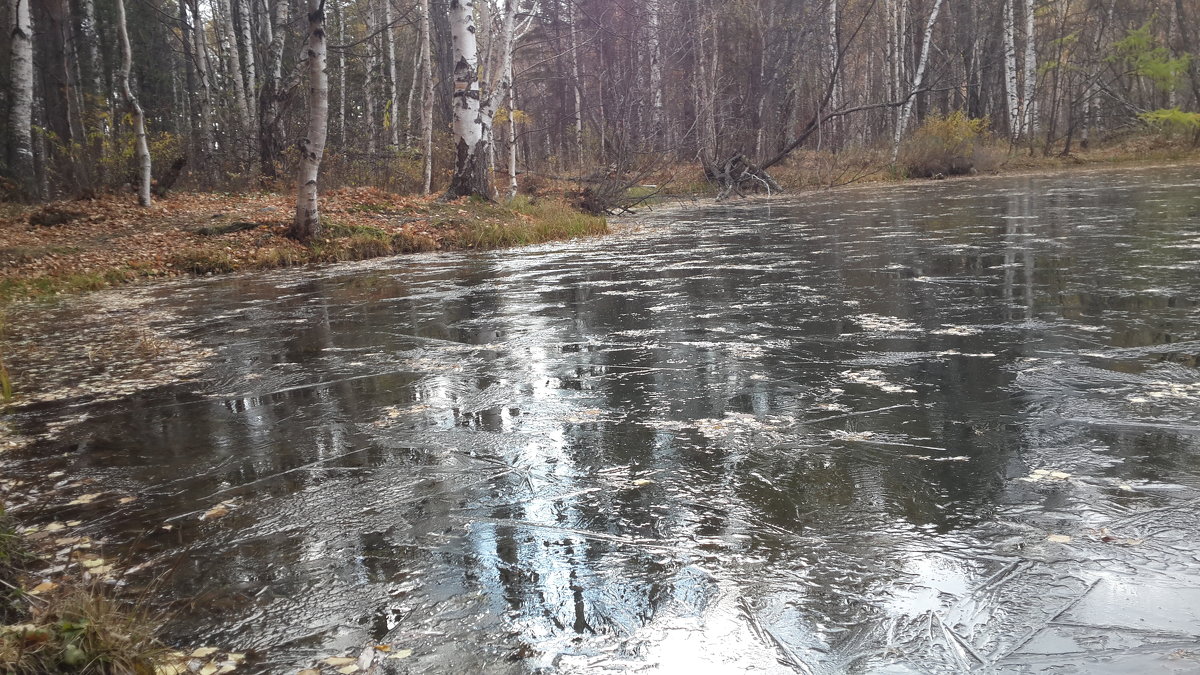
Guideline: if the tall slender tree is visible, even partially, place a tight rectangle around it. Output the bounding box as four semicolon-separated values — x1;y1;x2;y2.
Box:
291;0;330;241
115;0;152;206
7;0;35;197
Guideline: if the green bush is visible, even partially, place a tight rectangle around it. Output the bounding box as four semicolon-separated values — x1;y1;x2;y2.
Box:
1139;108;1200;143
899;112;994;178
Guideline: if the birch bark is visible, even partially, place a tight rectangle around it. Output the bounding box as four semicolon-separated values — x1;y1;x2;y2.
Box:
6;0;35;196
1023;0;1038;136
892;0;944;160
1003;0;1021;139
291;0;330;241
420;0;433;193
445;0;490;198
116;0;152;205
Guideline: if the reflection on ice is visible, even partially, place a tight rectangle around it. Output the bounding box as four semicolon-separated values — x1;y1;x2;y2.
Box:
3;166;1200;673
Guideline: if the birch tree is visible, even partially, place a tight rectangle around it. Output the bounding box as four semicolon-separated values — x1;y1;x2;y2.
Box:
6;0;35;197
1022;0;1038;136
291;0;330;241
1003;0;1021;139
445;0;490;199
382;0;401;149
115;0;152;206
419;0;433;194
216;0;253;161
892;0;945;160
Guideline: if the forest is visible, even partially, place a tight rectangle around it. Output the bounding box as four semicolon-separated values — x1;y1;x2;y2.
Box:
2;0;1198;233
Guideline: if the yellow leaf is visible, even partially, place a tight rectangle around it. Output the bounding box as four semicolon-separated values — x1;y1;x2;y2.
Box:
68;493;103;505
1047;534;1072;543
119;496;137;504
337;667;359;675
322;657;357;667
387;649;414;660
81;558;107;569
45;522;67;532
201;504;231;520
30;581;58;595
190;647;219;659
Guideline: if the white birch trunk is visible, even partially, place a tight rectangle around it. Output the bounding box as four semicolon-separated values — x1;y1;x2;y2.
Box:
237;0;258;131
292;0;329;241
1003;0;1021;139
569;7;584;170
446;0;490;198
383;0;400;149
116;0;152;206
1022;0;1038;136
648;0;663;131
419;0;433;193
892;0;944;161
78;0;105;99
191;0;217;164
7;0;35;196
216;0;252;157
364;4;378;154
404;45;420;146
334;0;346;145
828;0;839;112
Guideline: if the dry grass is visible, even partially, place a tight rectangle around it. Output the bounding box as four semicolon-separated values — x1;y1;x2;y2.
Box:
0;587;166;674
0;189;608;305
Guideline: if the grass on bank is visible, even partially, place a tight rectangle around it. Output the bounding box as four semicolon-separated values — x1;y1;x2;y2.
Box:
0;507;167;674
0;194;608;305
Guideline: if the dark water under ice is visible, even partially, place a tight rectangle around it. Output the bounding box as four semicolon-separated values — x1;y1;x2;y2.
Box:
5;166;1200;673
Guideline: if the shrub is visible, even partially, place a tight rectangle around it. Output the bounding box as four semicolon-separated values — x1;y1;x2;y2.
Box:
899;112;992;178
1139;108;1200;144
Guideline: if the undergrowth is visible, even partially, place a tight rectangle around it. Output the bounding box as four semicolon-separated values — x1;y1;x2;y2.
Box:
0;586;165;674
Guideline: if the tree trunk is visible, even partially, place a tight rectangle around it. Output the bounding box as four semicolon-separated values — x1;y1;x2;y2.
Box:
7;0;35;197
445;0;490;199
382;0;400;149
260;0;289;177
237;0;260;155
189;0;217;176
115;0;151;206
216;0;252;163
648;0;663;134
420;0;434;194
291;0;329;242
1022;0;1038;137
892;0;944;161
1003;0;1021;139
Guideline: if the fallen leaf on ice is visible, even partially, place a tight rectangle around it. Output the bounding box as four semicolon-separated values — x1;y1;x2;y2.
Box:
201;502;235;521
387;649;414;660
190;647;219;659
322;657;357;667
67;493;103;505
1046;534;1072;543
